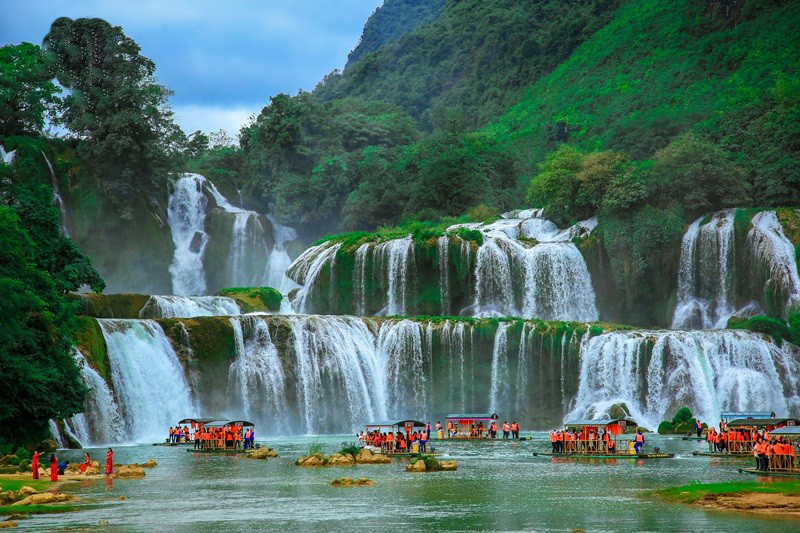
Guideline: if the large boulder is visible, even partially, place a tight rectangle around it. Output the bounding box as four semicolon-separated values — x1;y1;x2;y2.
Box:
355;449;391;464
114;465;145;478
12;492;74;506
439;460;458;471
141;459;158;468
0;521;17;529
295;454;326;467
406;459;427;472
247;448;278;459
18;486;38;496
330;477;375;487
326;453;355;466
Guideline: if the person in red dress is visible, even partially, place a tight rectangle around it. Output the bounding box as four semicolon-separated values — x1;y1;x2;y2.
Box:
31;450;44;479
49;453;58;482
105;448;113;476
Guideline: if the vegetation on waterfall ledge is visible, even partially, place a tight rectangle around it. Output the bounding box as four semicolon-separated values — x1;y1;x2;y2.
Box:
216;287;283;312
649;481;800;504
727;313;800;347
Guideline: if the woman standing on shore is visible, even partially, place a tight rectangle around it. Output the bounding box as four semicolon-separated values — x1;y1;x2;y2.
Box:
49;453;58;482
31;450;44;479
105;448;113;476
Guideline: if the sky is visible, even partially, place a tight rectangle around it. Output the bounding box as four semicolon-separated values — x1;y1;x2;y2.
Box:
0;0;383;136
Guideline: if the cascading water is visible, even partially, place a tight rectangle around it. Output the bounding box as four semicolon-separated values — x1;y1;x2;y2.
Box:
376;237;414;316
66;349;124;446
287;315;387;434
747;210;800;314
226;316;290;434
99;319;195;442
41;150;70;236
168;174;210;296
438;236;451;315
139;295;241;318
672;211;737;329
569;329;800;428
488;322;511;413
0;144;16;165
264;213;300;297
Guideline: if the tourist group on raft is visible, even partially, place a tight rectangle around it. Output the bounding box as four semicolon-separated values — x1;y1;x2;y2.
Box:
702;419;797;472
549;428;649;454
447;419;520;439
168;424;256;450
359;427;430;453
30;448;114;482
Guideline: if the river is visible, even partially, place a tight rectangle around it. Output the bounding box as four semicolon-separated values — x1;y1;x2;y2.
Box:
19;434;797;532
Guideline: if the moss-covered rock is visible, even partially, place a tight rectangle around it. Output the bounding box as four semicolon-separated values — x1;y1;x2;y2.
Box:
68;293;151;319
72;316;109;380
215;287;282;312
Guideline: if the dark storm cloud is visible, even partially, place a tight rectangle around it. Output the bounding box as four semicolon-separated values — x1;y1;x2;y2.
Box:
0;0;382;133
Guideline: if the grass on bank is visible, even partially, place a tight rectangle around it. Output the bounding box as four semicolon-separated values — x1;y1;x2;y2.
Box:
0;504;79;516
650;481;800;504
0;479;54;493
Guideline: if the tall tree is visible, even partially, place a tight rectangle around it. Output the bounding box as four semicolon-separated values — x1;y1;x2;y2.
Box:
0;43;60;137
43;17;184;219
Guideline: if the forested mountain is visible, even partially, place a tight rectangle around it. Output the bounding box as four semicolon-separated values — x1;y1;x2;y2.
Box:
316;0;624;129
345;0;445;66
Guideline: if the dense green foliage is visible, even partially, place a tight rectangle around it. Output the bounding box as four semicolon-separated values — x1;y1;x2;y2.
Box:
491;0;799;204
0;43;60;136
317;0;623;129
345;0;445;66
216;287;283;312
43;17;185;219
0;169;103;444
727;312;800;346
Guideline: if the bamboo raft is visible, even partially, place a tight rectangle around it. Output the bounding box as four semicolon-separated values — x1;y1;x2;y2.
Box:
187;448;251;455
738;467;800;478
533;452;674;459
692;451;750;458
681;436;706;441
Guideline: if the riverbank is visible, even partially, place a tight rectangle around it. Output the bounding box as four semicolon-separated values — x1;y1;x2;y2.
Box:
651;481;800;516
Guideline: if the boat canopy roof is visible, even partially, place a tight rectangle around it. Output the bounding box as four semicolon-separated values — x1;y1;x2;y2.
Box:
227;420;255;427
564;418;637;429
720;411;772;422
366;419;425;428
204;420;234;428
446;413;499;421
728;418;799;428
771;426;800;436
178;417;225;425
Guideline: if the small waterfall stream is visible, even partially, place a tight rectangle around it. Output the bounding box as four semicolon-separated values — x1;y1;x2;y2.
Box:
168;174;210;296
98;319;195;443
748;210;800;313
139;295;241;318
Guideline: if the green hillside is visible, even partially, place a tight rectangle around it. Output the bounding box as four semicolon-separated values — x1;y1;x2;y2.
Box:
316;0;623;129
488;0;800;205
345;0;445;66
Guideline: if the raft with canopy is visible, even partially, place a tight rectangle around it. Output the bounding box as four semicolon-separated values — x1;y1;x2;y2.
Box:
445;413;500;439
187;419;255;454
533;418;675;459
154;417;228;446
363;419;433;456
737;426;800;476
695;419;799;458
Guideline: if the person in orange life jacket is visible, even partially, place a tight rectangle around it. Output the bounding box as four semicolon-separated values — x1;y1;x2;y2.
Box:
695;419;702;437
419;430;428;453
502;421;510;439
511;421;519;439
634;429;645;454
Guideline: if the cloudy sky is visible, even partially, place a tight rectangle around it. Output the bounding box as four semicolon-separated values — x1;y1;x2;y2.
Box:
0;0;382;136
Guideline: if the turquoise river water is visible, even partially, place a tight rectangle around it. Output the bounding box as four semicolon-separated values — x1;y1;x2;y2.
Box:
11;433;800;532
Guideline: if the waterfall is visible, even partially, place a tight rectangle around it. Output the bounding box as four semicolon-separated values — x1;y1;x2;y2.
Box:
353;243;370;316
747;210;800;314
139;295;241;318
226;316;289;434
99;319;195;442
0;145;16;165
168;174;210;296
290;242;341;313
40;150;69;236
569;329;800;429
264;213;300;296
521;243;598;321
376;237;414;316
438;236;451;315
488;322;511;413
378;320;426;417
473;238;516;316
66;349;124;446
672;211;736;329
49;420;67;449
288;315;387;434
